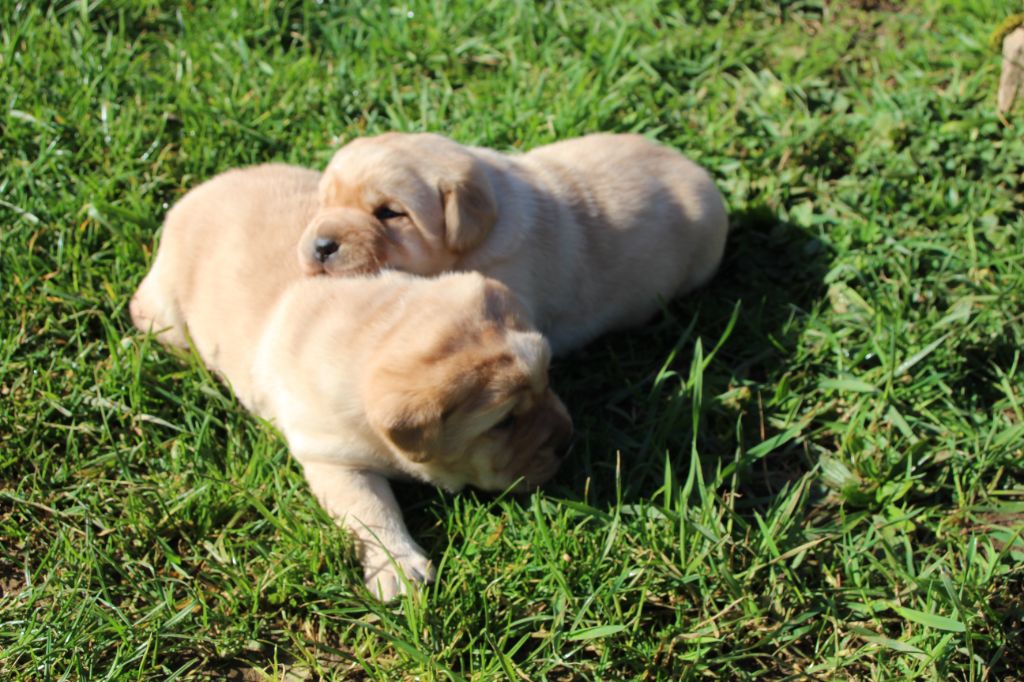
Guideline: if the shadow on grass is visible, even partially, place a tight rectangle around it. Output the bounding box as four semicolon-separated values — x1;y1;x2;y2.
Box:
391;205;835;540
544;204;834;507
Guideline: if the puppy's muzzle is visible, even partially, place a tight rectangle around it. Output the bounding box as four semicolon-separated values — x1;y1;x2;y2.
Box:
505;391;573;490
297;208;385;276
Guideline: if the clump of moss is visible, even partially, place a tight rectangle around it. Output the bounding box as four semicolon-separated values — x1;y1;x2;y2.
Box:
991;13;1024;52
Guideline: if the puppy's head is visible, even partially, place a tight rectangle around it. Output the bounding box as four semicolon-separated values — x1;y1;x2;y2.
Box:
296;207;386;276
298;133;498;277
363;275;571;492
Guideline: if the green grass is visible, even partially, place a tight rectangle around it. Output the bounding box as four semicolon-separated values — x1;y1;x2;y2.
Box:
2;0;1023;678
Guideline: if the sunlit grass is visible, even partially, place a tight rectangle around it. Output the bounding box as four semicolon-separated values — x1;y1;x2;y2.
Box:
2;0;1022;679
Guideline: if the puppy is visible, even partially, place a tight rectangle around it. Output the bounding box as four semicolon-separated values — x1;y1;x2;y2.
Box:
299;132;729;353
131;165;572;600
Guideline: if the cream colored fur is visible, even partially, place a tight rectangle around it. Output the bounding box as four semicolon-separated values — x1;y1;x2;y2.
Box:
301;133;729;353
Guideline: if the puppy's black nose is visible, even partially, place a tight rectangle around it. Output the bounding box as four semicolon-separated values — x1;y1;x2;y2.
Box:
313;238;340;263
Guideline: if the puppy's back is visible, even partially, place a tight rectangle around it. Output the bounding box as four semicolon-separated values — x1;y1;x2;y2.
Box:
132;163;321;404
527;135;727;277
520;134;728;344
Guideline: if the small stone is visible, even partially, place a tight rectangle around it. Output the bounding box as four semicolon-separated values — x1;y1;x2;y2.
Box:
997;27;1024;114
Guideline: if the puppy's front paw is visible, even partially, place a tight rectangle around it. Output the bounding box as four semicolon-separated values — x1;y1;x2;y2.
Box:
363;548;436;602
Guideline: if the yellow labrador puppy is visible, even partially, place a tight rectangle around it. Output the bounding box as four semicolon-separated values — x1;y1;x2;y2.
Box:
298;132;729;353
131;164;572;600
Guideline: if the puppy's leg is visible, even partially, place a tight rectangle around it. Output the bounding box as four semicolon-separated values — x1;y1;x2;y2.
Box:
301;461;435;601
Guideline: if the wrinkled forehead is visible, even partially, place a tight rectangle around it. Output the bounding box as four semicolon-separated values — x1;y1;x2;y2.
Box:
423;324;547;411
458;360;539;416
473;330;551;413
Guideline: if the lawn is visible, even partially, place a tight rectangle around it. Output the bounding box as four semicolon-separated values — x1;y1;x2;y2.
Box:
2;0;1023;679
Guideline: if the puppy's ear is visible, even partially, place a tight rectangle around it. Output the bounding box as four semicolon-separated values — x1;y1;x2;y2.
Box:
364;361;451;463
439;160;497;253
380;411;444;464
366;390;443;463
365;345;493;463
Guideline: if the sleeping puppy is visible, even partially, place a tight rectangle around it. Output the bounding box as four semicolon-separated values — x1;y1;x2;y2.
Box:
130;164;572;600
298;132;729;353
254;271;571;600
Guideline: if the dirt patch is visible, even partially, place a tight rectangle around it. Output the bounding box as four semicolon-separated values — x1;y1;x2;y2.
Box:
842;0;902;11
0;559;24;600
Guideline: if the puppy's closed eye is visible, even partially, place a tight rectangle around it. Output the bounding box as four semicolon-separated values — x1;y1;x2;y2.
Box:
374;206;406;221
492;413;516;431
